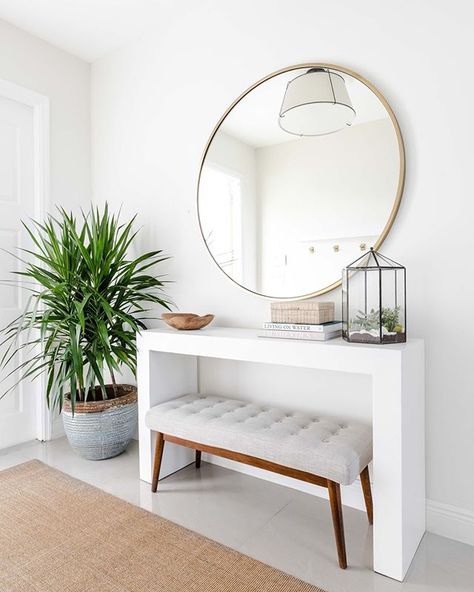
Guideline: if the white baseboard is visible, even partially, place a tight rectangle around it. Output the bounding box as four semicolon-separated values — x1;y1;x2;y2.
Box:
202;453;366;511
427;499;474;547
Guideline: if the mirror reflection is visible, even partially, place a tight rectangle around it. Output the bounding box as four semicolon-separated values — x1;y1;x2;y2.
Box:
198;65;404;299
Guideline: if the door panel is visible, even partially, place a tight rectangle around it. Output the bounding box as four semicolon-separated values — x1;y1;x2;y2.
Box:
0;94;37;449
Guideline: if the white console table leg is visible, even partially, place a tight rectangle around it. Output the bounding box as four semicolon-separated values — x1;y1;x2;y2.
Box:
372;344;425;580
137;348;197;483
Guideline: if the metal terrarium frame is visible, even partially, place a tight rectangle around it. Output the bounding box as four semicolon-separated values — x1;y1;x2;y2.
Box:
343;247;406;344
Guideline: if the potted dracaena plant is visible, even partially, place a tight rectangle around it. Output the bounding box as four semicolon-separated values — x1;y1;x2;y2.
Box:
0;204;170;460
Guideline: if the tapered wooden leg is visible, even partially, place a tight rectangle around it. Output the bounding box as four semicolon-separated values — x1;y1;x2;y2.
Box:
360;466;373;525
151;432;165;493
195;450;201;468
327;480;347;569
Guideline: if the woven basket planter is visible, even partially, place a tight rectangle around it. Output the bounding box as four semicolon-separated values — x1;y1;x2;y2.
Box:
62;384;137;461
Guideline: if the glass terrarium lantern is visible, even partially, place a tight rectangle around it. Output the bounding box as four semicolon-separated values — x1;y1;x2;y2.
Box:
342;248;406;344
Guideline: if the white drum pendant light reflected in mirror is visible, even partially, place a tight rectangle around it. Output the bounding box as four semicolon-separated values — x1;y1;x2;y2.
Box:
279;68;356;136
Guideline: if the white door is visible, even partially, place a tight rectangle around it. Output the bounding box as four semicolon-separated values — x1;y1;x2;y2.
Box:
0;93;38;449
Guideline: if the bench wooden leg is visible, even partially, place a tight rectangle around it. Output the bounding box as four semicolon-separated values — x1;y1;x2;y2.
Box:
327;480;347;569
360;466;373;525
151;432;165;493
158;432;354;568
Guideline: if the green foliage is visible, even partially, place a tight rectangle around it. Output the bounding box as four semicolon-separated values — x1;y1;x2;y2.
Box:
350;306;401;333
0;204;171;413
381;307;400;332
350;309;380;332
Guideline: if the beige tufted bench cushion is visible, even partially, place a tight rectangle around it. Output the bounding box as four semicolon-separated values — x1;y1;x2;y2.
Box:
145;393;372;486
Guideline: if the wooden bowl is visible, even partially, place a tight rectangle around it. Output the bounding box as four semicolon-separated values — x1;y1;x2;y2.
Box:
162;313;214;330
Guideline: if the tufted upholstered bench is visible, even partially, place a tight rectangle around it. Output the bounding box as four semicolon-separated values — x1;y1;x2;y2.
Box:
145;393;373;569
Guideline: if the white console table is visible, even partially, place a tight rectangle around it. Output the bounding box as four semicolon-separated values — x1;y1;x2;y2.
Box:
137;326;425;581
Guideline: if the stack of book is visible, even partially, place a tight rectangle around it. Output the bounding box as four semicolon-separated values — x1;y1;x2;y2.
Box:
258;320;342;341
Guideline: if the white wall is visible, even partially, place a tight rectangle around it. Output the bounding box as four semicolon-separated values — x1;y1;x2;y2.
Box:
0;18;90;210
257;119;397;241
256;118;398;294
91;0;474;543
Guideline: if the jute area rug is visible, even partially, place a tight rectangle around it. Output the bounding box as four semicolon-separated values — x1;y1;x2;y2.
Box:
0;460;326;591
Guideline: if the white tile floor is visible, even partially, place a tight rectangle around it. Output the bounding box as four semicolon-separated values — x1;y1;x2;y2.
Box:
1;437;473;592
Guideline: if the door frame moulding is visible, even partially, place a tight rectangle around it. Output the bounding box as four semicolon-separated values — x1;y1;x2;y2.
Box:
0;78;51;442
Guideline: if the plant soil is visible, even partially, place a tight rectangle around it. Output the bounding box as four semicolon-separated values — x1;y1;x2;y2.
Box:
347;331;406;344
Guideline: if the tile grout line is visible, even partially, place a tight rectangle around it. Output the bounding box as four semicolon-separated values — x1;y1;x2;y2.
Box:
236;497;295;551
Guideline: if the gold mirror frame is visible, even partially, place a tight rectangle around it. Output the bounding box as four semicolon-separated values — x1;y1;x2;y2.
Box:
197;63;406;300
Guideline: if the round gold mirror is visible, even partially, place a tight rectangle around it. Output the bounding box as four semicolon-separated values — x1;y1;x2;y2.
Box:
197;64;405;300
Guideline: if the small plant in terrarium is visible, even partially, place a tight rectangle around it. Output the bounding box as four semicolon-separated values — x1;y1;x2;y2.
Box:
349;306;404;343
350;309;380;332
381;307;403;333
